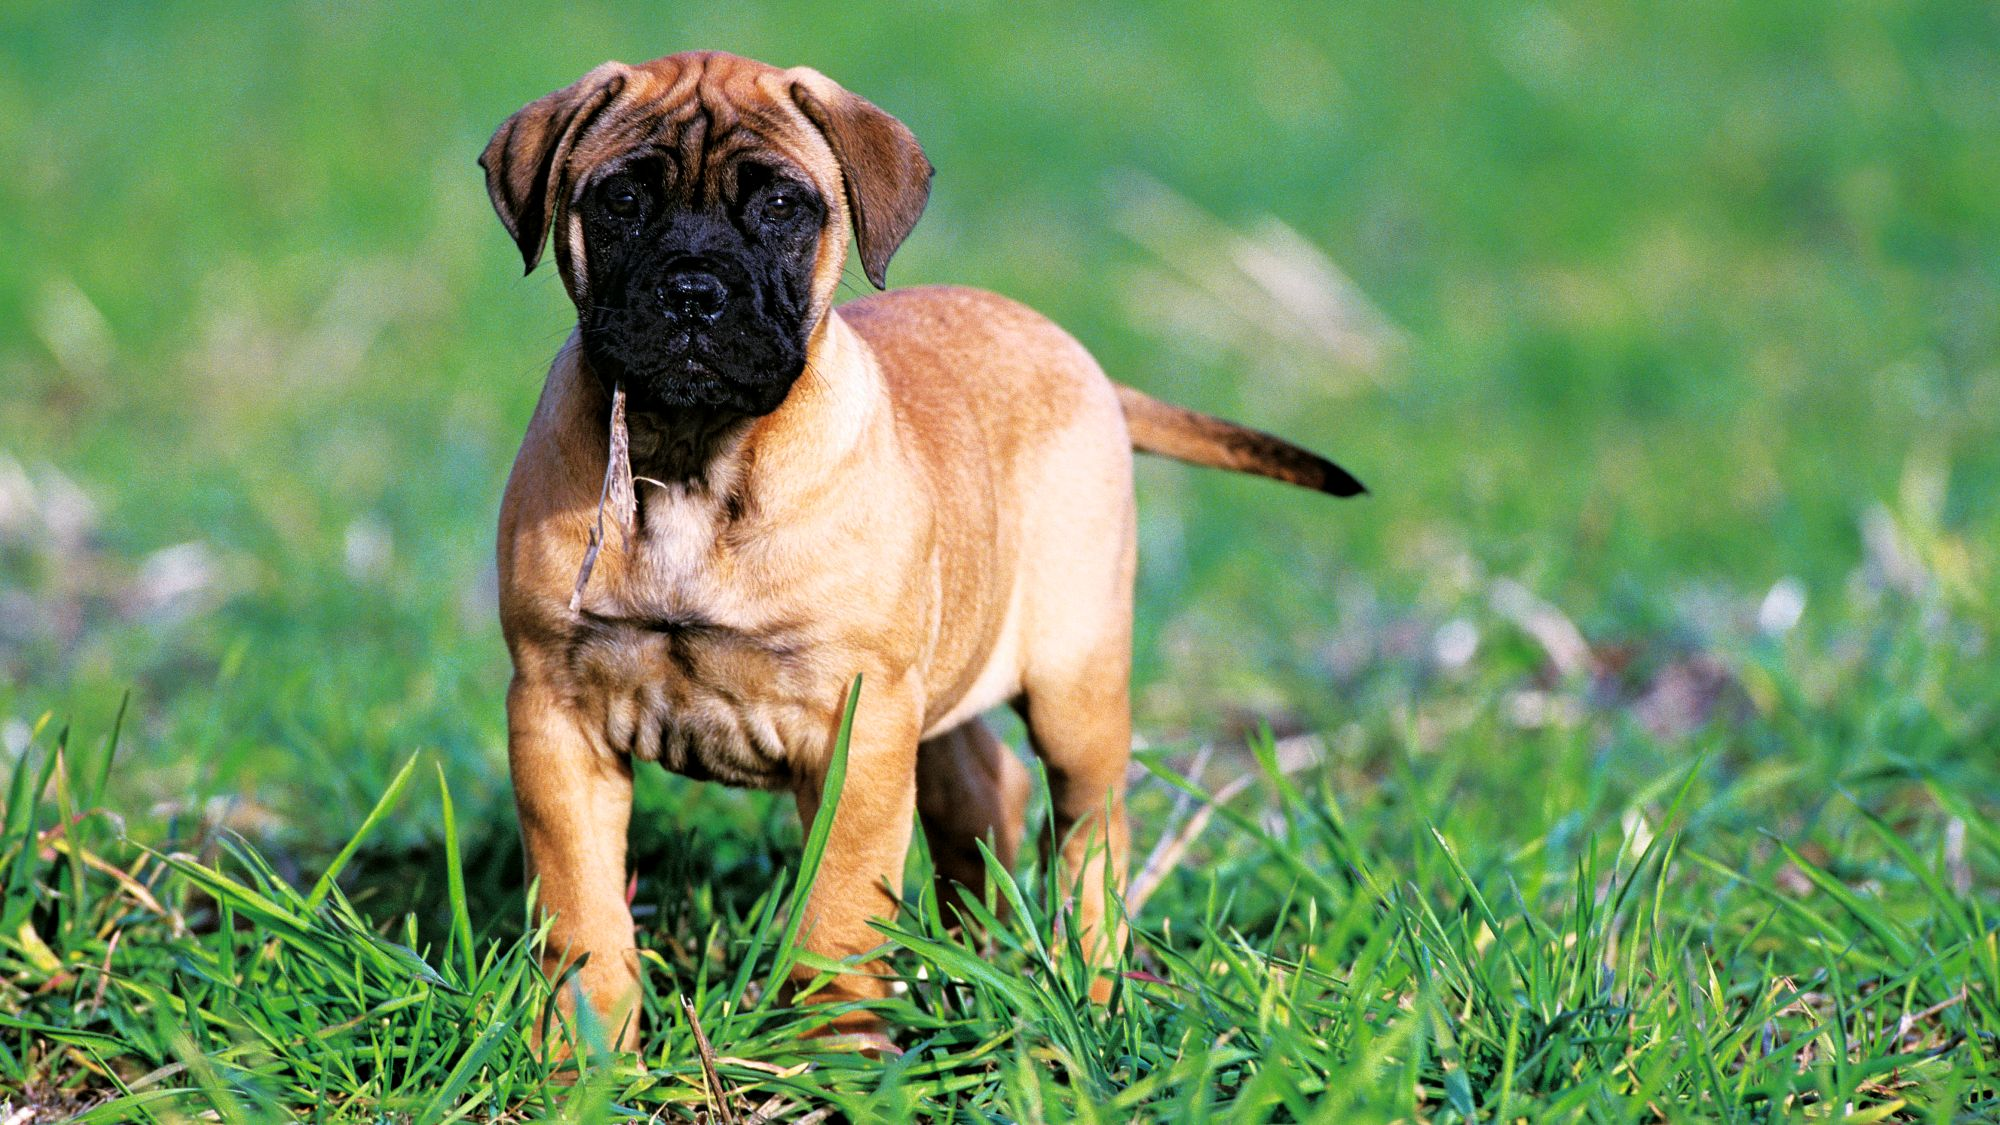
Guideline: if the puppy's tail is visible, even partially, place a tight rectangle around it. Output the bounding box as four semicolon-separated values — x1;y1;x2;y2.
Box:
1115;383;1367;497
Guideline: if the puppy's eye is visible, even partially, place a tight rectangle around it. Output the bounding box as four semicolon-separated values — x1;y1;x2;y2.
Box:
763;191;799;223
601;175;642;218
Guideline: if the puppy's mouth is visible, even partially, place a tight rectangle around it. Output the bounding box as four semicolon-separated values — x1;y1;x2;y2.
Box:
660;346;722;384
580;335;782;413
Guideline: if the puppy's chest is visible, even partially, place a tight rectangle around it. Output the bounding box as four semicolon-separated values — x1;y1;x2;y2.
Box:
561;600;827;788
559;503;834;788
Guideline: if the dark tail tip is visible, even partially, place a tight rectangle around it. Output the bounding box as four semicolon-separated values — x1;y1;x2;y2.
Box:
1318;459;1367;498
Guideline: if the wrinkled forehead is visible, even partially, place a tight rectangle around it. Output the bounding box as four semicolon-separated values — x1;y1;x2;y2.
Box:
567;53;838;203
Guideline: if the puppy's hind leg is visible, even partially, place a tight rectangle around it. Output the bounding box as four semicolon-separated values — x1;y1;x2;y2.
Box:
1017;640;1134;1003
916;718;1030;922
1013;403;1139;1002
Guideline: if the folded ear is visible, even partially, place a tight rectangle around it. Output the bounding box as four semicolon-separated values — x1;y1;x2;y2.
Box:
788;71;933;289
479;63;629;274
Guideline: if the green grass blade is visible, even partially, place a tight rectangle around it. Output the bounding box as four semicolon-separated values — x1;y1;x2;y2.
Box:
304;750;421;912
767;672;861;995
437;762;478;984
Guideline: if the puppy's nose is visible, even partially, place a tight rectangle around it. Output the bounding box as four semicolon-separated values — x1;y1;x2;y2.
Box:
659;270;728;324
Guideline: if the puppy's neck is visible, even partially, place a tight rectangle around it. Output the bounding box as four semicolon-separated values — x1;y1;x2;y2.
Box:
567;311;880;531
753;310;880;486
625;410;751;488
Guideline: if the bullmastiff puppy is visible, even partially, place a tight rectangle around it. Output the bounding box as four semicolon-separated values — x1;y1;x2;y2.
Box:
480;50;1363;1053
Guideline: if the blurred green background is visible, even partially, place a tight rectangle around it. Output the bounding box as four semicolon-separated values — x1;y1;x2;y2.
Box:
1;1;1994;861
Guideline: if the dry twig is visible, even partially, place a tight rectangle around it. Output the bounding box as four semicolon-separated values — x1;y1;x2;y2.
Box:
681;995;738;1125
1128;733;1323;913
570;385;638;612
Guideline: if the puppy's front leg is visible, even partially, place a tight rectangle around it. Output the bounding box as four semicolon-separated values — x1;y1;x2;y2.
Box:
508;677;641;1054
788;672;922;1038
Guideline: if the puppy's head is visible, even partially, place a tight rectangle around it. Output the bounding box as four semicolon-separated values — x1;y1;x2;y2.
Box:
480;52;931;415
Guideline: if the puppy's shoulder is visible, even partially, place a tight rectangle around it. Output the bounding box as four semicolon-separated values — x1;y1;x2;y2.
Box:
840;286;1095;374
840;283;1045;329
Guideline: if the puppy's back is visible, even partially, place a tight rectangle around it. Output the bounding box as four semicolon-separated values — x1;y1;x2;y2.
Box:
838;285;1123;463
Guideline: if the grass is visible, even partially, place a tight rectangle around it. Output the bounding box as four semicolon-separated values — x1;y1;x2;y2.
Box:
3;0;1998;1119
4;597;1995;1120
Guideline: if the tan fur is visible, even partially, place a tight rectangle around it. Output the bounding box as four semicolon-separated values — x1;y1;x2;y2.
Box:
486;51;1353;1055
